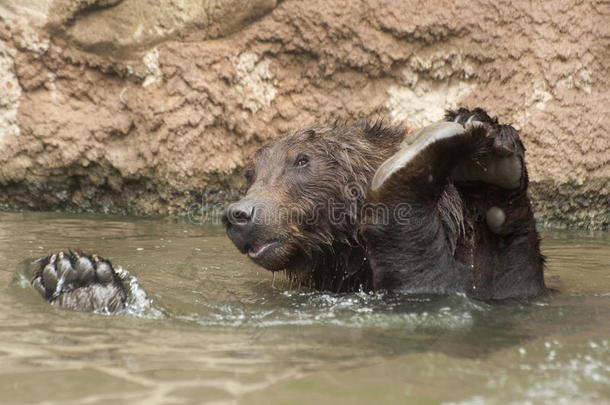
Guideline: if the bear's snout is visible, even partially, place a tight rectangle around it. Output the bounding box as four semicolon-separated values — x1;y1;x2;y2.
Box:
222;198;259;253
223;198;294;271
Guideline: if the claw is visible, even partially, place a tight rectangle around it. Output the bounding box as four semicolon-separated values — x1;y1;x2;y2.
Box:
464;121;487;132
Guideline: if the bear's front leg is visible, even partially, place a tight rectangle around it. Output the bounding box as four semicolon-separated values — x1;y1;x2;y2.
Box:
445;108;546;299
364;121;474;294
363;108;546;299
442;109;539;235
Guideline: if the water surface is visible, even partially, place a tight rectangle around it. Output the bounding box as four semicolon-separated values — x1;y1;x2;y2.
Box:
0;212;608;404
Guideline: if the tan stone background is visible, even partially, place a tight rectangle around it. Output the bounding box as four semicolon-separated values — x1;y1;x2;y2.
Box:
0;0;608;228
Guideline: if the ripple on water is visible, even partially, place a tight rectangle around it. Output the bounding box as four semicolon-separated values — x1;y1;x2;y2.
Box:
2;213;609;404
173;291;485;330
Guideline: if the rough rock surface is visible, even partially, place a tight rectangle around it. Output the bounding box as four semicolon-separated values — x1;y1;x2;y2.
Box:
0;0;608;229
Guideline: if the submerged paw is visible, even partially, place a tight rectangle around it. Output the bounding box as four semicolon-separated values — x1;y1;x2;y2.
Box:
31;251;128;313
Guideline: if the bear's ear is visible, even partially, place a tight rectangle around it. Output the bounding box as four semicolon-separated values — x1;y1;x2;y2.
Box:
303;129;317;139
370;122;466;192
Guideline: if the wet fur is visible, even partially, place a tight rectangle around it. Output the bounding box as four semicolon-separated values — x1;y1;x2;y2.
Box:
244;122;405;291
363;108;546;298
32;108;546;312
230;108;546;299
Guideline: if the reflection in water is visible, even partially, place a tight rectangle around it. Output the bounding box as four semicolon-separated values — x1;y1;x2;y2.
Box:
0;212;608;404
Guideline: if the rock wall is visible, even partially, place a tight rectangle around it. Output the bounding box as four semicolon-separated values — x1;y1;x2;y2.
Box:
0;0;608;228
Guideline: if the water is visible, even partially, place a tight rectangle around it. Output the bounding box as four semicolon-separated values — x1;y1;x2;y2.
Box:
0;212;608;405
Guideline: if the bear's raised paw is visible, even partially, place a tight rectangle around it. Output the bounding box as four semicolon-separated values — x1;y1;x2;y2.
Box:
31;251;129;313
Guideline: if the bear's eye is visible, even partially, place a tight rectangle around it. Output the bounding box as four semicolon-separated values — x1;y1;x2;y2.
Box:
294;154;310;168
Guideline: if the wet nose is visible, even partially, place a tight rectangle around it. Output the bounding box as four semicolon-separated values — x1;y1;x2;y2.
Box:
223;199;256;228
223;199;258;252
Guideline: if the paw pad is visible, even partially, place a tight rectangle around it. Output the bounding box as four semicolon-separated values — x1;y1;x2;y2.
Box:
31;251;128;312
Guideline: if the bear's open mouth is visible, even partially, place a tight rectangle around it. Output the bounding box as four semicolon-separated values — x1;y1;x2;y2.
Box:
247;240;281;260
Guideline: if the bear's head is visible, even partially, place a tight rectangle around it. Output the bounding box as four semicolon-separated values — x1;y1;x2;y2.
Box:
223;123;404;288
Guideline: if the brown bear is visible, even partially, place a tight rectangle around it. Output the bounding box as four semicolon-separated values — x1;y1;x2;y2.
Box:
223;108;546;299
29;107;546;312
